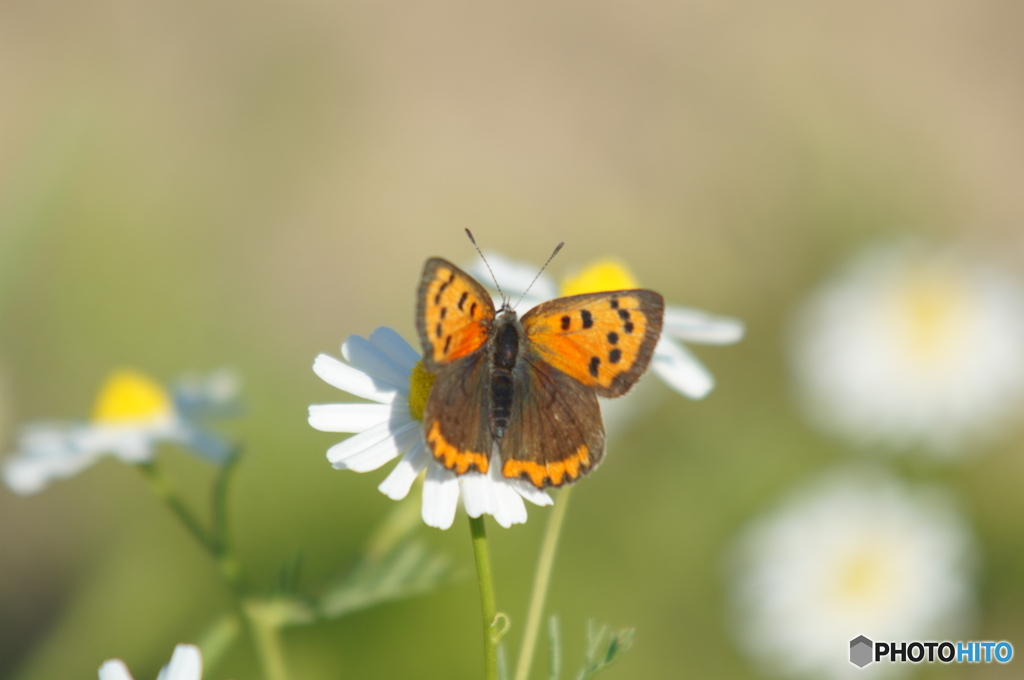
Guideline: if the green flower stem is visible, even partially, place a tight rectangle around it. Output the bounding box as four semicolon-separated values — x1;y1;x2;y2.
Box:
138;461;218;555
212;447;243;588
513;486;573;680
245;599;291;680
140;456;295;680
470;515;500;680
197;612;243;671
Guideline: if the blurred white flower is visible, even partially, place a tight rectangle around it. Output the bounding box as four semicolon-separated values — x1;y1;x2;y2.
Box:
3;369;238;495
729;469;976;680
309;327;552;530
468;252;744;401
791;242;1024;454
99;643;202;680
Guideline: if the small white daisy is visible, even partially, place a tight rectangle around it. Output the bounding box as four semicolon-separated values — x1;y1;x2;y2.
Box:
729;469;976;680
309;327;553;530
3;369;238;495
99;643;202;680
467;252;744;400
790;242;1024;454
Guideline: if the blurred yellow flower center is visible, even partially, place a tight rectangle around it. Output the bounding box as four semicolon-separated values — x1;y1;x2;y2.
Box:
560;259;640;296
895;264;969;367
835;548;891;609
407;361;436;422
92;370;173;424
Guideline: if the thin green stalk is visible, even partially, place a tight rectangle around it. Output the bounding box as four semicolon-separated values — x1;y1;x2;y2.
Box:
513;486;573;680
140;455;293;680
196;612;242;671
245;600;290;680
212;447;243;587
138;461;217;554
470;515;500;680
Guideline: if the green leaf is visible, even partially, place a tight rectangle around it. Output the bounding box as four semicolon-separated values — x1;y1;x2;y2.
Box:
309;498;456;622
572;620;635;680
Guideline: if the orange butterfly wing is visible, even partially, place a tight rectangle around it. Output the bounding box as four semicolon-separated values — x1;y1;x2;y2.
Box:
416;258;496;371
520;290;664;398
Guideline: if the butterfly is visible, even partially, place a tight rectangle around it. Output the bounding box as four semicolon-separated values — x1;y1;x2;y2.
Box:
416;257;664;489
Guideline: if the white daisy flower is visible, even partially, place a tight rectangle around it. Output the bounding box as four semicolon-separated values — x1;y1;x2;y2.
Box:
729;469;976;680
309;327;553;530
790;242;1024;454
467;252;744;400
99;643;202;680
3;369;238;495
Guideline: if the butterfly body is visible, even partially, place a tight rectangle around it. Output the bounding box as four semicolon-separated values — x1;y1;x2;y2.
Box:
488;310;521;439
417;258;664;489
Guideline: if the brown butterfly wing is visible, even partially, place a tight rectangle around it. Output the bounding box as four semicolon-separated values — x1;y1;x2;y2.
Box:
520;290;664;398
416;258;496;372
497;357;605;488
423;351;494;475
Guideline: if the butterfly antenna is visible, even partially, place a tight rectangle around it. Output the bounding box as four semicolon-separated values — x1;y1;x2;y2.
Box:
465;229;507;306
514;241;564;310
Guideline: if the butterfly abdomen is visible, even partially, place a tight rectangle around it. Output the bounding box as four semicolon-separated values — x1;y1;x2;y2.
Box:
490;315;520;440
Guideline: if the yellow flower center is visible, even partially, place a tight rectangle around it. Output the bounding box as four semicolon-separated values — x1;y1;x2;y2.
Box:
894;263;970;368
560;259;640;296
92;370;173;425
407;361;436;422
839;553;880;597
833;546;893;611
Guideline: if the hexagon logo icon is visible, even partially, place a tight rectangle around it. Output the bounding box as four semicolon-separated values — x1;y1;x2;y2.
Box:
850;635;873;668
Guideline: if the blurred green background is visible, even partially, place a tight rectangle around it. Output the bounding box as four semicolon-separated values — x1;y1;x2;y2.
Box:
2;3;1024;679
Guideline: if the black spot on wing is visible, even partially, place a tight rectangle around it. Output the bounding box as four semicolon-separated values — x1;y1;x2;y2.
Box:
458;291;468;310
610;297;619;309
589;356;601;377
434;277;453;305
607;331;618;344
435;323;443;339
444;335;452;354
440;307;447;319
581;310;594;329
561;315;571;331
609;348;622;364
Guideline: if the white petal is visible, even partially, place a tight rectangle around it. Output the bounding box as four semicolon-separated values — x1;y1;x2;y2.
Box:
308;403;391;433
334;420;422;473
174;425;232;464
328;416;416;470
460;459;529;528
664;306;746;344
459;472;498;521
368;327;422;371
505;476;555;507
326;420;394;464
378;438;430;500
3;443;102;495
489;483;529;527
313;354;397;404
157;644;202;680
651;337;715;399
173;368;241;410
341;335;410;393
98;660;135;680
104;430;159;463
421;463;460;530
466;251;559;301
